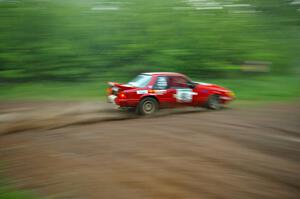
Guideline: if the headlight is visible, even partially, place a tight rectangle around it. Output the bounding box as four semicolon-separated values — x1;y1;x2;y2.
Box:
228;91;235;98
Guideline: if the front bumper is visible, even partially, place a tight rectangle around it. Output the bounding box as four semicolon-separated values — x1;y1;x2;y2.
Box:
220;91;235;103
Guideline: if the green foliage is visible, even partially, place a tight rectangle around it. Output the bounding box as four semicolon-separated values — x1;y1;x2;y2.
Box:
0;0;300;82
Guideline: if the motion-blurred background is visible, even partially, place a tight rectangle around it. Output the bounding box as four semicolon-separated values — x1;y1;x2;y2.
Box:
1;1;300;199
0;0;300;100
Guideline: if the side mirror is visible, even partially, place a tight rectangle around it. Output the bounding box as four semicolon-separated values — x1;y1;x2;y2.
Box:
187;82;195;89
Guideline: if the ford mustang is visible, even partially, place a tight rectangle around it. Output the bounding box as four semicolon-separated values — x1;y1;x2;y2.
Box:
107;72;235;115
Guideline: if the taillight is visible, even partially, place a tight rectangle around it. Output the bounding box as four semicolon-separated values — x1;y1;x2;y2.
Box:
119;92;126;99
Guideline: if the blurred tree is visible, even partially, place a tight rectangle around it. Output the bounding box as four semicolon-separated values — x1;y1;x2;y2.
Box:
0;0;299;82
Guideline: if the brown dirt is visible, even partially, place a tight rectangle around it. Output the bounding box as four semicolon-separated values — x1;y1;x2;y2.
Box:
0;101;300;199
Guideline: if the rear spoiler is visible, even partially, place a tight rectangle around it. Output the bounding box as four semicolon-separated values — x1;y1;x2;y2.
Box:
107;82;134;90
108;82;118;87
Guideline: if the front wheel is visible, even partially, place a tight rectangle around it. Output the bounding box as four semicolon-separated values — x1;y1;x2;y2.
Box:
137;97;159;115
205;94;221;110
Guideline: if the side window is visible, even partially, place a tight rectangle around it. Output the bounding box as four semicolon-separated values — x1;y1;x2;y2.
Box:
153;76;168;90
169;76;188;88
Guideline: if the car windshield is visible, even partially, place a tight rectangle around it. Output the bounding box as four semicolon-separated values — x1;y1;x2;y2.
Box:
128;74;152;88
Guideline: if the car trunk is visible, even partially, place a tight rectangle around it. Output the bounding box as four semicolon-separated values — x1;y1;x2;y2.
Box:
107;82;134;96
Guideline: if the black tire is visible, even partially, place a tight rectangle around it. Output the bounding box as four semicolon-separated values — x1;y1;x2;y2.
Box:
137;97;159;115
205;94;221;110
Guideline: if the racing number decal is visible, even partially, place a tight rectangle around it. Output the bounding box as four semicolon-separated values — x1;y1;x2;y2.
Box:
175;89;197;103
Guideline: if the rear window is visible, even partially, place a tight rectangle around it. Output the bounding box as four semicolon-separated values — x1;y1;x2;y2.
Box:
128;75;152;88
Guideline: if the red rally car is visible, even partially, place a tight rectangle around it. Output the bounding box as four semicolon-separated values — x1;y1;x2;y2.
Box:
107;72;235;115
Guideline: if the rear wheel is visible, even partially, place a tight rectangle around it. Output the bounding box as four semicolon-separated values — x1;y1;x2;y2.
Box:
137;97;159;115
205;94;221;110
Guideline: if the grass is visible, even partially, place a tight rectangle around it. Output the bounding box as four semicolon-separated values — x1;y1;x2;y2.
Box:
0;181;39;199
0;189;37;199
0;81;107;101
202;75;300;101
0;164;39;199
0;75;299;102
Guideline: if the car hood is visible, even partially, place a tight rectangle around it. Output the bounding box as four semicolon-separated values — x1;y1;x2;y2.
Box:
194;82;228;92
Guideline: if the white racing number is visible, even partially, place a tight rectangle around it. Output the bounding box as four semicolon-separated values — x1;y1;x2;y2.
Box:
175;89;197;103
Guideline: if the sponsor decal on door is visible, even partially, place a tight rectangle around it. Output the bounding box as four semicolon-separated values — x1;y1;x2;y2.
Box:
175;89;197;103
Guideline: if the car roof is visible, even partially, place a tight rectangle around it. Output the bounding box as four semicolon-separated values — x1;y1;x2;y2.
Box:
142;72;185;76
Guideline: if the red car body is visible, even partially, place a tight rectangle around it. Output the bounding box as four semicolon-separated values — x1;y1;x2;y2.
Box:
107;72;234;113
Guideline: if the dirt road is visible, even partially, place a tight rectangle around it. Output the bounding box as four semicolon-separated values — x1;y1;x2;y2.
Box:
0;102;300;199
